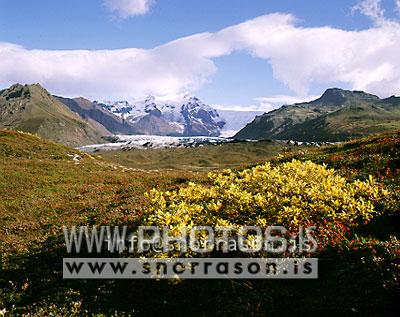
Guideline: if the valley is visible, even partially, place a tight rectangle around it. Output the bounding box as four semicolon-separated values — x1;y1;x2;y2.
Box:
97;139;288;170
0;78;399;317
2;2;400;315
0;129;398;315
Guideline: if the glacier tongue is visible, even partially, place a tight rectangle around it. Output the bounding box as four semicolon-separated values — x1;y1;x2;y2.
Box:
78;134;234;152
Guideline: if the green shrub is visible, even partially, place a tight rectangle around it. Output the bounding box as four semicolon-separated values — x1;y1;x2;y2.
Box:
144;160;388;251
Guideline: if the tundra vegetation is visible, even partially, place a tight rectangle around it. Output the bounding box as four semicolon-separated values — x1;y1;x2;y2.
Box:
0;129;399;316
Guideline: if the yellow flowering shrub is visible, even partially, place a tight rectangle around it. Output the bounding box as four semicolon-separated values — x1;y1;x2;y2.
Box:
144;160;387;241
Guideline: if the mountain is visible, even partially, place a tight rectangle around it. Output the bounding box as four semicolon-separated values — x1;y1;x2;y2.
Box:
55;96;134;135
102;95;226;137
0;83;228;145
0;84;104;146
235;88;400;141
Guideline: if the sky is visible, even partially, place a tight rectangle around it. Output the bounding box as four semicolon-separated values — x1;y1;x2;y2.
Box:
0;0;400;111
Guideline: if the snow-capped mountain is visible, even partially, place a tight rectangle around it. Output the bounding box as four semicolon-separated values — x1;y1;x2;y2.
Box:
101;95;226;137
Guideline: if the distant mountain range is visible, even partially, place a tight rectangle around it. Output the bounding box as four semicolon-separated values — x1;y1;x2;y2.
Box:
1;84;399;146
235;88;400;141
99;95;226;137
0;83;231;145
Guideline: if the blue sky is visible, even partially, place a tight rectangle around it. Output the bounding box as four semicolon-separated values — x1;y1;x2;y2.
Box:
1;0;400;110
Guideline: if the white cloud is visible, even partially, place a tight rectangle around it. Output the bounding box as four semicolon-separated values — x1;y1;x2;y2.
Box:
213;94;319;113
213;104;262;112
103;0;154;18
0;41;217;100
352;0;385;24
1;9;400;106
396;0;400;14
255;94;320;112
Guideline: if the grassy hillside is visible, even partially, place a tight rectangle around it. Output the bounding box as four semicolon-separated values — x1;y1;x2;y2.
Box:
0;129;203;253
0;129;398;316
276;130;400;188
276;102;400;141
235;88;400;141
0;84;104;146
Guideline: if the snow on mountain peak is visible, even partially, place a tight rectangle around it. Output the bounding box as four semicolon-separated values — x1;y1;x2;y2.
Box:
100;94;226;136
144;95;156;104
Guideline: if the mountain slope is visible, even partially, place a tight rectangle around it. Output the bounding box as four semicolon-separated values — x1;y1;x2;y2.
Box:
56;96;135;135
235;88;400;141
0;84;104;146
